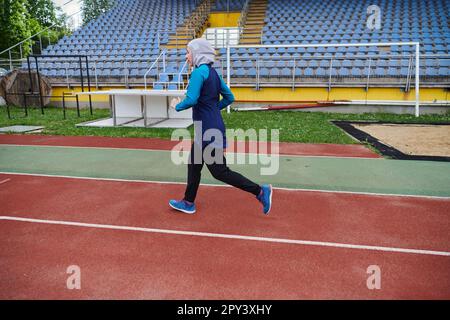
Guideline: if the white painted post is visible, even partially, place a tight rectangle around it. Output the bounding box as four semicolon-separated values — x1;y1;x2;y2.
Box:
415;43;420;117
227;45;231;113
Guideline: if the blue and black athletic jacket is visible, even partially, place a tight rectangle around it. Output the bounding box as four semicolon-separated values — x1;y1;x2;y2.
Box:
175;63;234;149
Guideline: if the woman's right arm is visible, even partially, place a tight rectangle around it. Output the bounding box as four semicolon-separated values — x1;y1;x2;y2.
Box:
218;76;235;110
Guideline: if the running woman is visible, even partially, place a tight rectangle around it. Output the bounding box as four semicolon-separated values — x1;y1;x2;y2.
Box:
168;38;272;215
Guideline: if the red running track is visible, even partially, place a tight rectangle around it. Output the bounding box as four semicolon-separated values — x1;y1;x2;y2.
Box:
0;134;381;158
0;173;449;299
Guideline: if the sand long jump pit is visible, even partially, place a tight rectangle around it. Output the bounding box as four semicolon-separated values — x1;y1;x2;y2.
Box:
332;121;450;161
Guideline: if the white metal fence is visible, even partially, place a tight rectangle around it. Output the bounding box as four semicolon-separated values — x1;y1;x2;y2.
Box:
225;42;422;116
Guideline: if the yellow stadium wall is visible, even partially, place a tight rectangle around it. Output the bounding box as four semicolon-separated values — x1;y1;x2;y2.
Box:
231;87;449;103
208;12;241;28
50;86;147;103
50;86;449;104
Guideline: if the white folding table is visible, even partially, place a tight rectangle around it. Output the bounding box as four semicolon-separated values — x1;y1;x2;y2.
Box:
76;89;192;128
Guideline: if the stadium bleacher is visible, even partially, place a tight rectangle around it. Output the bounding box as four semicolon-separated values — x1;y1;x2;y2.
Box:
224;0;449;80
26;0;198;80
26;0;449;84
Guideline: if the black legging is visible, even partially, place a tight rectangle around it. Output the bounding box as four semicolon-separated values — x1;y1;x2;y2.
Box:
184;143;262;202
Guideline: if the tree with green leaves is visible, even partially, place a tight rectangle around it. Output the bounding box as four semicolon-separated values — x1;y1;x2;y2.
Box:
82;0;114;25
0;0;32;57
26;0;58;27
1;0;72;59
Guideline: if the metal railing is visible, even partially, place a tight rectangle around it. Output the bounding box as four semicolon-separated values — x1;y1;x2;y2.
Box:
221;53;449;88
156;0;212;54
238;0;267;45
12;53;184;89
3;91;87;120
226;42;423;116
237;27;264;45
144;50;167;89
237;0;251;31
16;51;449;95
177;60;190;89
222;53;449;87
151;59;190;90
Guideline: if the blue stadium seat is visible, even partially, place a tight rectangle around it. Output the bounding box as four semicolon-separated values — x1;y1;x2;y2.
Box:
269;68;280;77
316;67;327;77
339;68;350;77
243;61;253;68
374;67;386;77
304;68;314;76
159;74;169;82
281;68;291;76
235;68;246;77
438;67;449;76
259;68;269;77
400;68;410;77
247;68;257;77
153;83;164;90
351;68;362;77
34;0;449;83
387;67;399;77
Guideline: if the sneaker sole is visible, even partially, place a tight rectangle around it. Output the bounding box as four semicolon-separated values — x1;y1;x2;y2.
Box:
264;184;273;215
169;202;196;214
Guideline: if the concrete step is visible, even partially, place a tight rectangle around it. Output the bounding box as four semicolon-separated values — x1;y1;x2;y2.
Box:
241;33;262;37
166;37;193;42
242;27;263;31
243;26;264;30
240;33;261;38
165;41;191;47
162;45;189;49
239;40;261;44
245;19;265;23
175;28;195;32
246;16;266;20
246;18;265;22
244;23;265;28
176;28;195;33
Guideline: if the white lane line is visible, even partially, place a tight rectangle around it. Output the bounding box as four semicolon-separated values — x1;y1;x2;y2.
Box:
1;171;450;200
1;216;449;257
0;143;381;159
0;178;11;185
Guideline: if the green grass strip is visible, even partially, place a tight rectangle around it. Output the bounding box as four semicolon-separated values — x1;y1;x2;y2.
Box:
1;105;449;144
1;145;450;197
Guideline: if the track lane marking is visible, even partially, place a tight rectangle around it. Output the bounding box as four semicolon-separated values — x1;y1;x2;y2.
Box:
1;171;449;200
0;179;10;185
1;215;449;257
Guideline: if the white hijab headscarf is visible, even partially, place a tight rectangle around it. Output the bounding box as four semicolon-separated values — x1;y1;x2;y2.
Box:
187;38;215;68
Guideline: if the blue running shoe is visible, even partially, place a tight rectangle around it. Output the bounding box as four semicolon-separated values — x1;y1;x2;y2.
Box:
256;184;273;215
169;199;196;214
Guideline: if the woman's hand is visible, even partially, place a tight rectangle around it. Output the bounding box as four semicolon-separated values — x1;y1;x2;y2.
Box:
170;97;181;109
